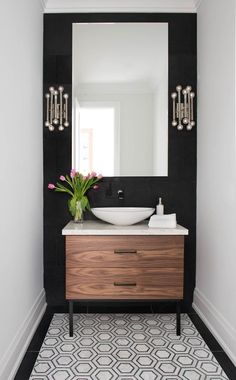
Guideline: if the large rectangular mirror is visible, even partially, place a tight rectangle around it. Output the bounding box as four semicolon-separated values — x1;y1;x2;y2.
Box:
72;23;168;176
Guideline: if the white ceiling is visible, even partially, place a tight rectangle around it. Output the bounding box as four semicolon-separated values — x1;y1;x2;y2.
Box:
44;0;200;13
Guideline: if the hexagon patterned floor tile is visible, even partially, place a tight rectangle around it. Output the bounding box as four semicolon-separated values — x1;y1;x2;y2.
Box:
30;314;228;379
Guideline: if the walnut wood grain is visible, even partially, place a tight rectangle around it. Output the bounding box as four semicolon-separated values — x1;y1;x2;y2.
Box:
66;267;183;300
66;235;184;268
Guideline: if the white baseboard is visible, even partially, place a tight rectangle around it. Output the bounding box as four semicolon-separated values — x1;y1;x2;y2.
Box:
193;287;236;366
0;289;47;380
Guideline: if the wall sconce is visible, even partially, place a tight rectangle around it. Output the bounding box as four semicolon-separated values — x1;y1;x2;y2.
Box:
171;85;195;131
45;86;69;131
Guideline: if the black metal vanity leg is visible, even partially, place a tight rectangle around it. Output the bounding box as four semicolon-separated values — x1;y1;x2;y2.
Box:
176;301;181;336
69;301;74;337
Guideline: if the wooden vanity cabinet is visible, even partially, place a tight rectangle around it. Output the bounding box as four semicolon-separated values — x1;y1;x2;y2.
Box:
65;234;185;336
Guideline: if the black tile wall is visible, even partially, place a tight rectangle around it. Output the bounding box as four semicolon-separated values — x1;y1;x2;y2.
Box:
43;13;197;309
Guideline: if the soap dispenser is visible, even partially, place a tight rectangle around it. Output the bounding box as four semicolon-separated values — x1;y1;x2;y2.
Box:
156;197;164;215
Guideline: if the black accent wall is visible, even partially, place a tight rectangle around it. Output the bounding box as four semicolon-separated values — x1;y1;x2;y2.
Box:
44;13;197;310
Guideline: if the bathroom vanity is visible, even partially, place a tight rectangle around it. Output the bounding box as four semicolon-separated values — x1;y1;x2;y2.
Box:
62;221;188;336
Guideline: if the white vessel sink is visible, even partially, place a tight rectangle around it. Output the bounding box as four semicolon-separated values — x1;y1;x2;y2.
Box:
91;207;155;226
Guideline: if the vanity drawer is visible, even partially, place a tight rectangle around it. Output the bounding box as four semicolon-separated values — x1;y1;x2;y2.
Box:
66;267;183;300
66;235;184;268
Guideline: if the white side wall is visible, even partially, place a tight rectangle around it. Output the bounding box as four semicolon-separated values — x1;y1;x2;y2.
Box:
0;1;45;378
194;0;236;364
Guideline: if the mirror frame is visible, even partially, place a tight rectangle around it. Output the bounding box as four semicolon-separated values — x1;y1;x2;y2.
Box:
71;22;169;177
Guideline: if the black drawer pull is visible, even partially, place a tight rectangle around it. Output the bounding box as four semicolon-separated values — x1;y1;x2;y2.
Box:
114;282;137;287
114;249;137;254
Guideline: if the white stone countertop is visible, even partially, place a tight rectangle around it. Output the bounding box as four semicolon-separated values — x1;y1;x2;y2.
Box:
62;220;189;236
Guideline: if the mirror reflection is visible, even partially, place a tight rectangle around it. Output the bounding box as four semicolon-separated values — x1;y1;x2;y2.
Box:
72;23;168;176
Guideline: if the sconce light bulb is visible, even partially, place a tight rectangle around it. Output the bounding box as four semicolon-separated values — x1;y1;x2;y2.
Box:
190;92;195;98
45;121;50;127
53;119;59;125
54;90;58;96
183;117;188;125
176;85;182;91
63;94;69;99
58;86;64;92
45;93;50;98
190;121;195;127
182;89;187;95
187;124;192;130
59;125;64;131
186;86;192;92
177;124;183;131
172;120;177;127
64;121;69;127
49;125;54;132
49;87;54;92
171;92;177;99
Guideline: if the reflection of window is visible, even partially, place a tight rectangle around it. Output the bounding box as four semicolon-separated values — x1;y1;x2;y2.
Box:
80;129;93;173
78;102;120;176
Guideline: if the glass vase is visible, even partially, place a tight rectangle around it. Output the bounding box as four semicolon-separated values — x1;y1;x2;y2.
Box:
74;200;83;223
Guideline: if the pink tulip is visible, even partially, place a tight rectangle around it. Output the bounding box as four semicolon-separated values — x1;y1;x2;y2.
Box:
91;171;97;177
93;185;99;189
97;174;103;179
48;184;55;189
70;169;76;178
60;175;66;181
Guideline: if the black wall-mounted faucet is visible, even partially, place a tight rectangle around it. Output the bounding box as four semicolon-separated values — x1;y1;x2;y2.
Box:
117;189;124;200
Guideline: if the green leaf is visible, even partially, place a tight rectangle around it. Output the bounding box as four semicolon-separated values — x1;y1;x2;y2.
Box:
80;196;86;210
65;175;74;189
68;197;77;216
56;182;73;196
